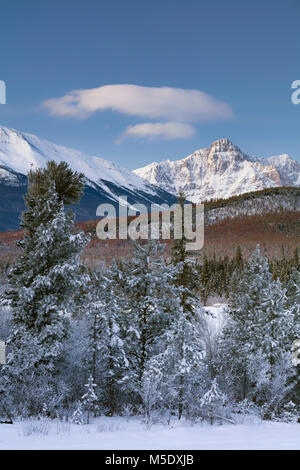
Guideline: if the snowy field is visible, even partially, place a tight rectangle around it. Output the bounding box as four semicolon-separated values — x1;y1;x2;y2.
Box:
0;417;299;450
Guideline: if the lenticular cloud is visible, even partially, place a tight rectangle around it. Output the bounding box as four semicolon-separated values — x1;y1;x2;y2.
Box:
118;122;196;142
43;84;233;140
43;84;232;122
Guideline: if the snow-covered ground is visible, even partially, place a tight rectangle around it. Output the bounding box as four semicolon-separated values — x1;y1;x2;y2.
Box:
0;417;299;450
204;303;227;329
1;303;298;450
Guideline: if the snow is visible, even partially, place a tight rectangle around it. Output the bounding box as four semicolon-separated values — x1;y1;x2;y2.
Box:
203;303;227;334
267;154;300;186
0;125;155;194
134;139;300;203
0;166;19;184
1;126;299;204
0;417;298;450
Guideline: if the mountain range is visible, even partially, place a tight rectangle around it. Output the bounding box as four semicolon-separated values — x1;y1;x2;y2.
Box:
0;126;177;230
0;126;299;232
134;138;300;203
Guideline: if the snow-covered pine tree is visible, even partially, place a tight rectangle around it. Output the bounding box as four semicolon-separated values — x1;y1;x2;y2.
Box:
286;267;300;334
139;274;182;420
81;375;99;424
102;260;133;415
85;261;129;415
3;162;88;416
83;267;106;386
122;241;172;406
259;278;293;375
219;245;295;414
169;194;206;419
146;298;207;420
220;246;271;401
72;401;84;425
140;356;164;425
256;277;295;416
286;267;300;408
199;378;227;424
200;255;210;302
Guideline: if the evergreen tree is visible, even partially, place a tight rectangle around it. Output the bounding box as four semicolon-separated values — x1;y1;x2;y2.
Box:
85;261;129;415
170;194;206;419
291;247;299;269
286;267;300;316
81;375;99;424
72;401;84;425
234;245;243;272
3;163;87;415
200;255;211;302
289;340;300;408
28;160;84;206
154;295;206;419
199;378;227;424
286;268;300;407
122;241;172;404
219;246;294;414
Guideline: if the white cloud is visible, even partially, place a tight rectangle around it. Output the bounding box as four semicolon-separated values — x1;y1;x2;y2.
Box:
117;122;196;143
42;84;233;122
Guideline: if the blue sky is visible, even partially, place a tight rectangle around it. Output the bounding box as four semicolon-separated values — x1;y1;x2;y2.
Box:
0;0;299;168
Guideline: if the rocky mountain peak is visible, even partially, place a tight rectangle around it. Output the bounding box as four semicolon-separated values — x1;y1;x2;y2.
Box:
134;140;300;203
209;138;242;155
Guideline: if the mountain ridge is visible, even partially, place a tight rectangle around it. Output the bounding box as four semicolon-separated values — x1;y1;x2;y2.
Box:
134;138;300;203
0;126;299;231
0;125;178;230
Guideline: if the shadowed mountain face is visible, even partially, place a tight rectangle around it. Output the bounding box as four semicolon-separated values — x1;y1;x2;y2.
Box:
0;126;178;231
0;168;178;231
0;172;27;231
134;138;300;203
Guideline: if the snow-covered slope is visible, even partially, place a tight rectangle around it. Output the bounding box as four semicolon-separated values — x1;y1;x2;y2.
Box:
134;139;300;203
266;154;300;186
0;125;178;230
0;125;156;195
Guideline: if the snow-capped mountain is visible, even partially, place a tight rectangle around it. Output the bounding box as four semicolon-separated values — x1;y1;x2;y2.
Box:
0;125;171;199
134;139;300;203
0;125;177;230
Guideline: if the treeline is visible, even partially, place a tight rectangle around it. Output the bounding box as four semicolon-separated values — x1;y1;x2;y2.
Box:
199;246;300;301
204;186;300;210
